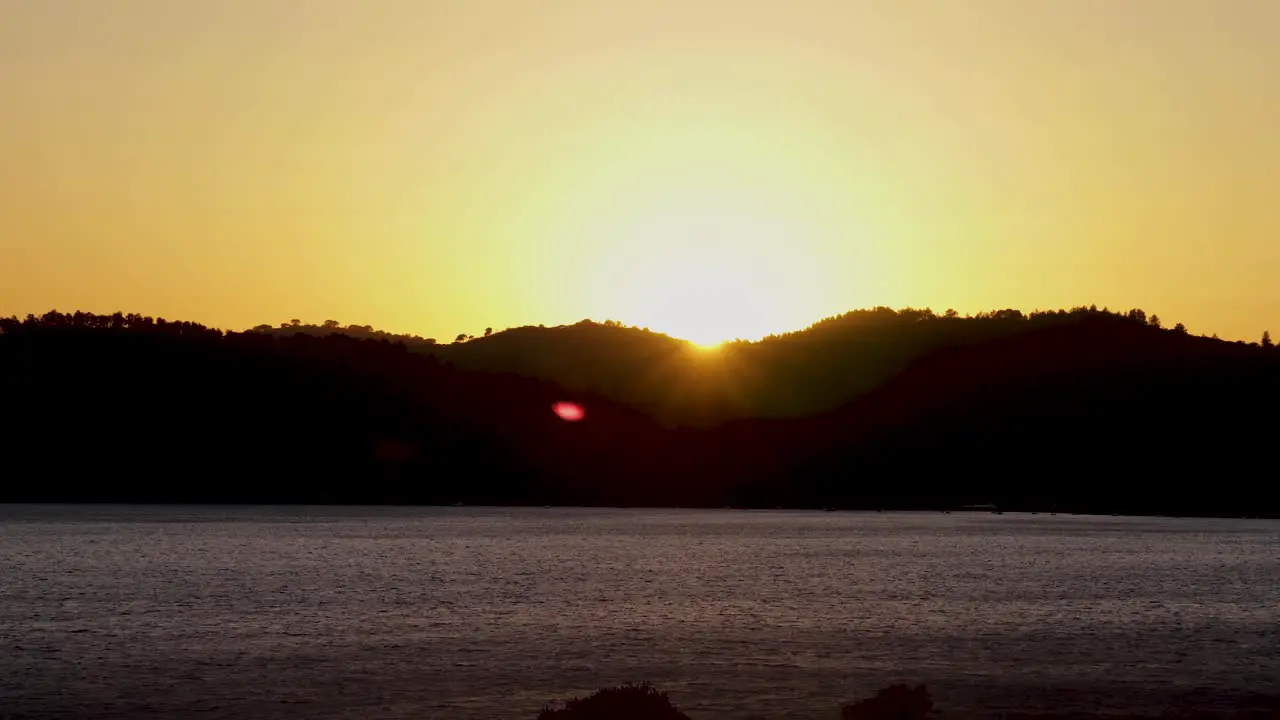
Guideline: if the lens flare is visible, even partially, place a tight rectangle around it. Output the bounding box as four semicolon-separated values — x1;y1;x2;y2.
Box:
552;401;586;422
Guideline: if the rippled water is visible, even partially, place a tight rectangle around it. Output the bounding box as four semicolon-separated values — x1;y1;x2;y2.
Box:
2;505;1278;719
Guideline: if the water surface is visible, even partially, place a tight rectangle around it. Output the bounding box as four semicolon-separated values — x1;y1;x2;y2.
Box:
2;505;1278;719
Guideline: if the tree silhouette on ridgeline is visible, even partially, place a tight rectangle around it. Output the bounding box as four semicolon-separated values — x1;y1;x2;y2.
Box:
3;307;1280;515
252;318;441;348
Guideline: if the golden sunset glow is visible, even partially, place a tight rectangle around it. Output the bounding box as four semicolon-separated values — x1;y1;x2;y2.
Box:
3;1;1279;341
579;186;859;346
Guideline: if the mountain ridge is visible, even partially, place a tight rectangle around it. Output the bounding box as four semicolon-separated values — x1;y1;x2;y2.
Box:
250;306;1273;427
4;307;1278;516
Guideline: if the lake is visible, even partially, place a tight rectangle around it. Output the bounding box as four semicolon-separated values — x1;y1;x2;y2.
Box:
2;505;1278;719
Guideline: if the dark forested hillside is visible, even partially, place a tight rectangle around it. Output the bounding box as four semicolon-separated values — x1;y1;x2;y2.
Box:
4;308;1279;515
0;312;676;506
708;313;1280;517
253;318;739;427
257;306;1278;428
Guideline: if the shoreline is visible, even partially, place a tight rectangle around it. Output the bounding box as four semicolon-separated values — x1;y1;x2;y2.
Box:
4;501;1279;522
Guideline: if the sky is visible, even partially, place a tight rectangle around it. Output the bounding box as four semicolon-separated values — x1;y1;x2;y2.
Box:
3;0;1278;345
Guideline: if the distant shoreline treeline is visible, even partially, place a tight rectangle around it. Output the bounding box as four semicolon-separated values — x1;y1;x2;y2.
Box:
3;308;1278;517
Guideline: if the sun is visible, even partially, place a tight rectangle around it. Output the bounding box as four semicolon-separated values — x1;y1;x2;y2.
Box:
624;258;770;347
595;202;822;347
553;107;882;348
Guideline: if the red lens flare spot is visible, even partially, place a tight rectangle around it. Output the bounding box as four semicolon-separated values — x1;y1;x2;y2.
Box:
552;401;586;422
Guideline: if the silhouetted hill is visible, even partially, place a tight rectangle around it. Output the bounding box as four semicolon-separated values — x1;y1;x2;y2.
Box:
707;312;1280;516
433;320;751;427
322;306;1271;428
251;318;744;426
0;311;677;506
4;308;1279;515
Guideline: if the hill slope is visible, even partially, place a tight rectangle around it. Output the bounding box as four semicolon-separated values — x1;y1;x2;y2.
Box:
6;309;1279;515
709;313;1280;516
0;312;677;506
419;306;1273;427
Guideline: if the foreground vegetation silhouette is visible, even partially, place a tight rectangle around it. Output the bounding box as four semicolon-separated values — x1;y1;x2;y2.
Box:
538;683;691;720
533;683;928;720
538;683;1279;719
841;684;935;720
3;307;1279;516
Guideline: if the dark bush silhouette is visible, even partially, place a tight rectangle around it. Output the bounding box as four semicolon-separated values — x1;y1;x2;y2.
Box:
842;684;934;720
528;683;1280;720
537;684;691;720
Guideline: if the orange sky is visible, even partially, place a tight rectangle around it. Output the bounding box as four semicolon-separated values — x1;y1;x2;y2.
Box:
3;0;1278;345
